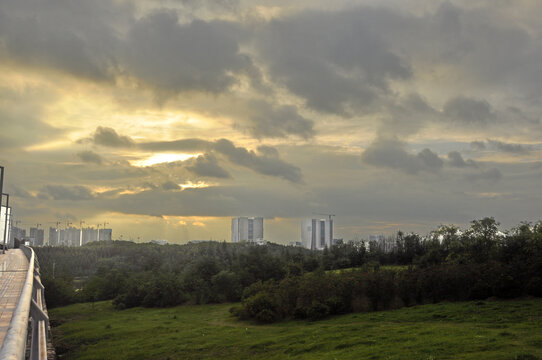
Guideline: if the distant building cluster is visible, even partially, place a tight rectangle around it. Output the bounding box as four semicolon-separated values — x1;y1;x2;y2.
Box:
150;239;169;245
369;234;396;253
9;225;112;247
48;227;112;246
231;216;342;250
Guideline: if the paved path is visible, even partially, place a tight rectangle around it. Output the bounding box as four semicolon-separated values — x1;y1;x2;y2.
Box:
0;249;29;347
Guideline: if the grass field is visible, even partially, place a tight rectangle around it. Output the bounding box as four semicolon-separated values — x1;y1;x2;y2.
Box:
50;298;542;360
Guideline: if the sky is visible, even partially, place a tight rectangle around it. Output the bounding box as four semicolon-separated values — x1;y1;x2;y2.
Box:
0;0;541;244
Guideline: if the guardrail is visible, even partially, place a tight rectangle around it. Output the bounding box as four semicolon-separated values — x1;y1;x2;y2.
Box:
0;246;50;360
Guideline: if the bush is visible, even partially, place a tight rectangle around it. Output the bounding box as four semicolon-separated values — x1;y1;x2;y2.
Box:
307;301;330;321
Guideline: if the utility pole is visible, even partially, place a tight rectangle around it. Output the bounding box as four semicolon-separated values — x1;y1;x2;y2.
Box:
2;193;9;254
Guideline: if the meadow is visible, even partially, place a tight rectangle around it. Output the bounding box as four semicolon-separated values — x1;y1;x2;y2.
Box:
50;298;542;360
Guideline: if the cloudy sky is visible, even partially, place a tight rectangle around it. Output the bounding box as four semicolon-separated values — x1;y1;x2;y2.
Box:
1;0;541;243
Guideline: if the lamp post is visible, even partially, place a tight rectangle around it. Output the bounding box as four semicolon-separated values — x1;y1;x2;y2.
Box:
2;193;9;254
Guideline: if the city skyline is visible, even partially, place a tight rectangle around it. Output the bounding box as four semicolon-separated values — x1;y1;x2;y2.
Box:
1;0;542;244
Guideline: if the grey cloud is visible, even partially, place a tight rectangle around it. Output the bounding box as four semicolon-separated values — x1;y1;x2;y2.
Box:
8;185;32;199
101;185;308;218
0;86;62;150
256;145;279;158
465;168;502;182
487;139;531;154
256;8;411;115
0;0;128;81
91;127;134;148
214;139;303;183
141;182;158;190
76;150;103;164
123;12;252;93
245;100;314;139
447;151;477;168
470;141;486;150
185;154;231;178
41;185;95;201
443;96;494;124
161;181;181;191
417;148;444;170
469;139;533;154
361;138;443;174
82;127;302;183
0;2;255;95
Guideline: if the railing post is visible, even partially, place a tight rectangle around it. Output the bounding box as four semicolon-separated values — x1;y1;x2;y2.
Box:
0;245;51;360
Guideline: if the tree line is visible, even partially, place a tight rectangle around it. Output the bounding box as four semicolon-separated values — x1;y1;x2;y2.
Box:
34;218;542;322
234;218;542;322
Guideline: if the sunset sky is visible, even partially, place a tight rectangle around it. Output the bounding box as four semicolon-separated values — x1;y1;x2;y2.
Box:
1;0;541;243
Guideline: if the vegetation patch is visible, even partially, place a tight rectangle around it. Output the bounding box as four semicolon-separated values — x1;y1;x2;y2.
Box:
50;299;542;360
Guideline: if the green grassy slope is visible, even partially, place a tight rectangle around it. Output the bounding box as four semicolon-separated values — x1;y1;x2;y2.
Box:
50;299;542;360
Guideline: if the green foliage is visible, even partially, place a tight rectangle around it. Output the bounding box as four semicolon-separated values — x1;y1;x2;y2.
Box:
236;218;542;322
49;299;542;359
35;241;315;309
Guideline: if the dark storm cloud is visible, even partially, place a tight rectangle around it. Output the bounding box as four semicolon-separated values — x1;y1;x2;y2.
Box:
361;138;443;174
213;139;303;183
256;8;411;115
244;100;314;139
185;154;231;179
443;96;494;124
76;150;103;164
447;151;477;168
41;185;95;201
123;12;253;93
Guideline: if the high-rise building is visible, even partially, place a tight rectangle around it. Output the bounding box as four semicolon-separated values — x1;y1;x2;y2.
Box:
81;227;98;245
11;226;25;247
57;227;80;246
29;227;45;246
301;218;334;250
48;227;58;246
369;234;395;253
231;217;263;243
99;228;112;241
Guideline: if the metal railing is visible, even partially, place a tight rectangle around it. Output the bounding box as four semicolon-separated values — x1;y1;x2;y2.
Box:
0;246;50;360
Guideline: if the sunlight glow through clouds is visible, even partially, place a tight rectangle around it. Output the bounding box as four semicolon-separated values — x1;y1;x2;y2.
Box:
131;153;201;167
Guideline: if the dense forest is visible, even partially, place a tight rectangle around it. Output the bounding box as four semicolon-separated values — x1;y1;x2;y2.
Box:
34;218;542;323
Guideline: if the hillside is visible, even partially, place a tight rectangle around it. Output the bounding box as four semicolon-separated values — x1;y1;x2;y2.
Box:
50;299;542;360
